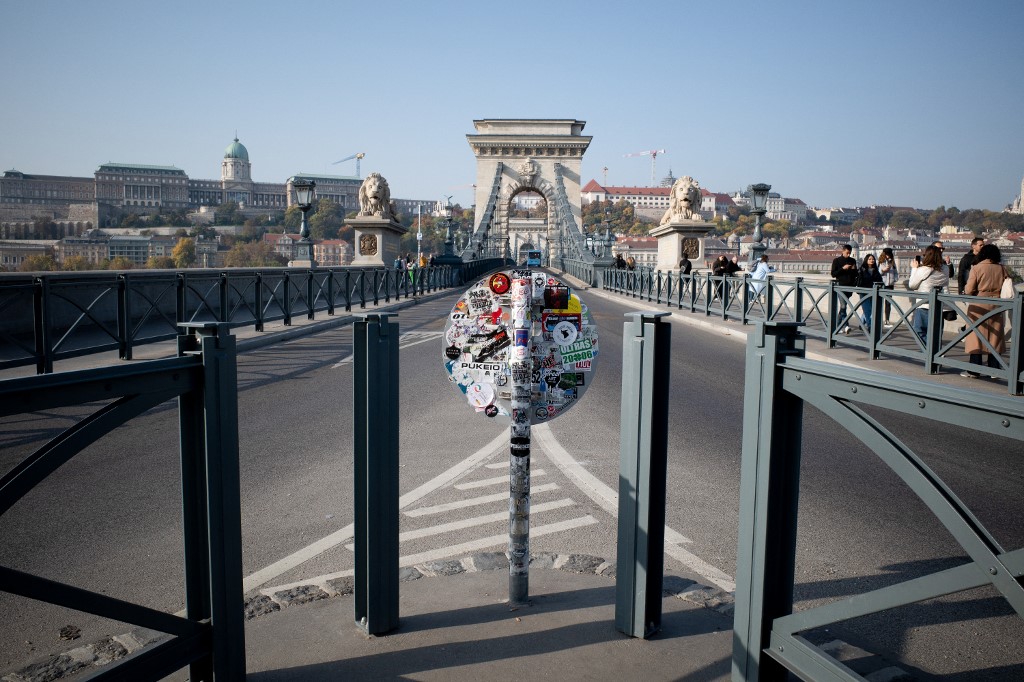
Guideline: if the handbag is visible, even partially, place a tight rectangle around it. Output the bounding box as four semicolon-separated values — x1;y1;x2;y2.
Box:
1000;276;1015;299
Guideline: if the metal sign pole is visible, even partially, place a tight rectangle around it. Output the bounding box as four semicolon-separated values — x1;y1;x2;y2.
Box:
509;276;532;603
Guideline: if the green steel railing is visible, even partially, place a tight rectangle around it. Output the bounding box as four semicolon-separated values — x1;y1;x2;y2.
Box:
0;323;245;681
731;321;1024;681
596;267;1024;395
0;259;507;375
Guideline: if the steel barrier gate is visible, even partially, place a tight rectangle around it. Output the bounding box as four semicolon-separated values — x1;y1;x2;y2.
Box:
732;321;1024;681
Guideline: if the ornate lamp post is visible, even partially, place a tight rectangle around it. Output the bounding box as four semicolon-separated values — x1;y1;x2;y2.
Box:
747;183;771;267
292;178;316;267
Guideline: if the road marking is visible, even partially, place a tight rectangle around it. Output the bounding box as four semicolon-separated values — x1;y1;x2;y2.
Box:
259;515;601;596
332;330;443;368
347;499;577;547
454;469;546;490
395;515;598;567
404;482;561;517
242;427;507;592
533;423;736;593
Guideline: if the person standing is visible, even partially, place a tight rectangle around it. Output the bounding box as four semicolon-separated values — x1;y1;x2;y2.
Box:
857;253;884;331
749;254;771;300
906;245;950;343
961;244;1007;378
831;244;859;334
678;254;692;276
878;247;899;327
958;237;984;294
933;240;954;280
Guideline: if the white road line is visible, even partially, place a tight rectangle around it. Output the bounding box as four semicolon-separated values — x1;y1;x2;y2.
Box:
454;469;546;490
259;515;600;597
485;462;508;469
404;482;561;517
242;428;507;592
395;515;599;567
347;499;576;547
533;423;736;593
331;331;443;368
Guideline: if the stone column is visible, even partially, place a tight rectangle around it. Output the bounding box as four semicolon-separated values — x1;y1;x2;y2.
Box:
650;219;710;272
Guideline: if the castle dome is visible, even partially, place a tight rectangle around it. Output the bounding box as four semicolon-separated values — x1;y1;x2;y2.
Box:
224;138;249;161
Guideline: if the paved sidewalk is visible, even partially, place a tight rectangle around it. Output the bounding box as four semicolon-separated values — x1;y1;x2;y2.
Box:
242;563;733;682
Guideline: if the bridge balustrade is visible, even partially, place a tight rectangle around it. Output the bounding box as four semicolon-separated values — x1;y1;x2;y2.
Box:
596;267;1024;395
0;259;506;375
732;321;1024;681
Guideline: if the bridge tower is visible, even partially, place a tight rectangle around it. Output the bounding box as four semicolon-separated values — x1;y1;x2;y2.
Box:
466;119;592;261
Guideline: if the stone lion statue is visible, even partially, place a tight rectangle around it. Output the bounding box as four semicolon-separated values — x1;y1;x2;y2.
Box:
358;172;398;220
660;175;703;225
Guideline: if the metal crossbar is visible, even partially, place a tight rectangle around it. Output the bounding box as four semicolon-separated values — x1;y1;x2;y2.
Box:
732;322;1024;681
0;323;245;680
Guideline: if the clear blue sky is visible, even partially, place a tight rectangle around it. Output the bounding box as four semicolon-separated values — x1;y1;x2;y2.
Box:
2;0;1021;212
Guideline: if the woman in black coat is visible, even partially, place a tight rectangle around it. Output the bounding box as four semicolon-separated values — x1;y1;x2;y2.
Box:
857;253;884;331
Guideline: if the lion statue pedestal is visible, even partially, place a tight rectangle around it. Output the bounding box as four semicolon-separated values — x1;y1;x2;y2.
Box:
650;219;709;272
650;175;710;271
347;173;407;267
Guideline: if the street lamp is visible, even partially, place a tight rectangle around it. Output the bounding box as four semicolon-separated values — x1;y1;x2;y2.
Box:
292;178;316;267
747;182;771;267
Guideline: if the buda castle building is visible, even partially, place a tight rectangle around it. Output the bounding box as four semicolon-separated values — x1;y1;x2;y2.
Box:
0;138;424;238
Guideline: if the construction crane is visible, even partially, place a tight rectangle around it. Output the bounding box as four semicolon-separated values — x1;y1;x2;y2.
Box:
332;152;366;177
624;149;667;185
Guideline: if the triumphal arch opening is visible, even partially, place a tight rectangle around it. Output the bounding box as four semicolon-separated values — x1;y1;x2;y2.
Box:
466;119;591;262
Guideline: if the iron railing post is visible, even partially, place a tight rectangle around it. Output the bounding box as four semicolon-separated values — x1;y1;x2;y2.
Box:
827;282;838;348
118;274;132;361
327;270;336;315
1011;292;1023;395
255;273;265;332
353;312;400;635
219;272;229;323
732;321;805;682
926;288;942;374
34;277;53;374
794;277;804;324
306;270;315;320
615;311;671;639
869;283;883;359
283;272;292;326
177;321;245;681
741;273;751;325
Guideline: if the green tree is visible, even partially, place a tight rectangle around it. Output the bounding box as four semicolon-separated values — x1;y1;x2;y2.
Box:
146;256;176;269
61;255;93;271
172;237;196;268
283;205;303;231
215;201;243;225
889;210;927;232
190;225;217;240
223;241;288;268
309;199;345;240
18;255;57;271
108;256;135;270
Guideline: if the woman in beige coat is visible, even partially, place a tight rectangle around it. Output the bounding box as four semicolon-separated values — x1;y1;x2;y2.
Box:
962;244;1007;377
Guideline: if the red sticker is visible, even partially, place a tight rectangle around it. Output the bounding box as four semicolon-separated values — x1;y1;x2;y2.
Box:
488;273;511;294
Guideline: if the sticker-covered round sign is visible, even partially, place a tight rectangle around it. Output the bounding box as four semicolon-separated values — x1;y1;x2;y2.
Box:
442;269;598;423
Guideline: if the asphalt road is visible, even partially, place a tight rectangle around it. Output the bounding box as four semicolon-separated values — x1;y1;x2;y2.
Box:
0;278;1021;680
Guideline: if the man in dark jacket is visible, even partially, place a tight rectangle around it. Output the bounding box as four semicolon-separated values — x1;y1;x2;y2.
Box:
831;244;858;334
958;237;984;294
678;254;692;275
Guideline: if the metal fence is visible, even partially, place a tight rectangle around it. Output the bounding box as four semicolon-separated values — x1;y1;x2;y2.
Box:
732;321;1024;681
0;259;506;374
599;267;1024;395
0;323;245;680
